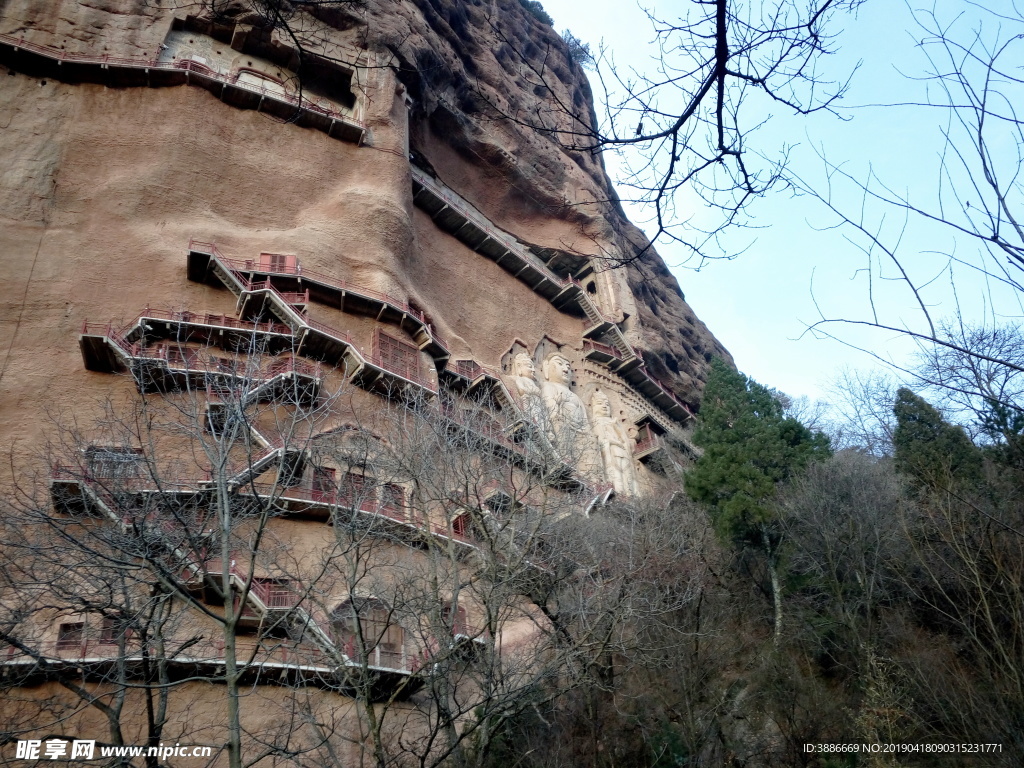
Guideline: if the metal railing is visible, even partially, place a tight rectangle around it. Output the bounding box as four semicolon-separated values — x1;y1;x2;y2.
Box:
83;309;293;338
245;280;309;307
632;352;695;418
0;34;364;132
189;239;450;352
301;315;355;347
411;168;571;288
86;302;435;397
452;359;505;382
438;401;523;453
339;638;422;673
582;339;623;360
52;464;211;493
633;433;664;457
363;348;436;392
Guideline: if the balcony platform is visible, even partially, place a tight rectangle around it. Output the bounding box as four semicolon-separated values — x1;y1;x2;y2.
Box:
188;244;450;364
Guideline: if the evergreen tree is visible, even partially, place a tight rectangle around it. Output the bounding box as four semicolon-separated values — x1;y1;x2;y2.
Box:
686;358;831;643
892;388;982;490
687;358;831;543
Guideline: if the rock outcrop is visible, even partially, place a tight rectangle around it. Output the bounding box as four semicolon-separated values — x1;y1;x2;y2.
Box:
0;0;729;419
0;0;735;759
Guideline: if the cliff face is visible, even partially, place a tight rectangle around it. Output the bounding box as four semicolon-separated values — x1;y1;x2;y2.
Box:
0;0;731;754
360;0;732;405
0;0;728;417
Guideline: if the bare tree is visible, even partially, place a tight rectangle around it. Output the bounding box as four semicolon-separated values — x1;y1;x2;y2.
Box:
1;324;714;768
890;474;1024;762
483;0;864;263
0;333;356;767
823;367;899;455
797;3;1024;371
910;320;1024;442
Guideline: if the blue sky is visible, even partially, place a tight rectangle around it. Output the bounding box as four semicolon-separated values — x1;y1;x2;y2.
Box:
538;0;1024;401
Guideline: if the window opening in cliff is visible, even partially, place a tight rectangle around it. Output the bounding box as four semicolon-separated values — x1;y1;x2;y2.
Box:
333;598;406;669
85;446;144;479
373;330;421;383
99;617;129;645
56;622;84;653
312;466;337;502
586;281;597;294
297;57;356;111
259;252;297;273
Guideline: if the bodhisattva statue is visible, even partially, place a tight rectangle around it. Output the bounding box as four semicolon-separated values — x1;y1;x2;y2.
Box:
590;389;639;496
540;353;599;473
511;352;541;399
510;352;548;427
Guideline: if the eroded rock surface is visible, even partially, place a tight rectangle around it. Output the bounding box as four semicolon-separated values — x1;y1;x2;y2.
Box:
0;0;729;417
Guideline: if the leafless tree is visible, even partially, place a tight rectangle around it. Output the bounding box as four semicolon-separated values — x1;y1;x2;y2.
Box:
1;325;716;768
483;0;864;264
910;320;1024;440
890;473;1024;763
823;367;899;455
0;336;355;768
797;3;1024;373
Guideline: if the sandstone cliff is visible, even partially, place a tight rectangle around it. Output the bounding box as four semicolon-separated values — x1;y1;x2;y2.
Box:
360;0;733;407
0;0;729;415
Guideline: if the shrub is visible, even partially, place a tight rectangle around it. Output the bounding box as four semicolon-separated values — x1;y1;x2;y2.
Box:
518;0;553;26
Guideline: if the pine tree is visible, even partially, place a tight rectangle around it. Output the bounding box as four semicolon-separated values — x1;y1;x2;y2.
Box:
892;388;982;490
686;358;831;643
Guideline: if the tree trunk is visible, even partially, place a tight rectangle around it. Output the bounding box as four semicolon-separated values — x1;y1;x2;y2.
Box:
761;524;783;646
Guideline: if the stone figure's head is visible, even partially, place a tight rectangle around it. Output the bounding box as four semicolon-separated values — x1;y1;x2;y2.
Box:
513;352;536;379
590;389;612;418
542;353;573;386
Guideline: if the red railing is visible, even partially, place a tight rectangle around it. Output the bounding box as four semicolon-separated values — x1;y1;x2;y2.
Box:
454;359;485;380
582;339;623;360
81;321;330;384
248;577;298;610
45;638;125;658
633;433;664;457
0;34;363;129
411;168;571;288
234;481;412;528
51;463;211;493
438;401;525;454
363;349;436;392
302;315;355;347
190;240;450;350
201;561;299;611
83;309;293;338
237;481;366;511
16;635;339;672
264;356;319;378
138;344;319;380
637;363;694;418
452;359;504;382
245;280;309;307
339;638;423;672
